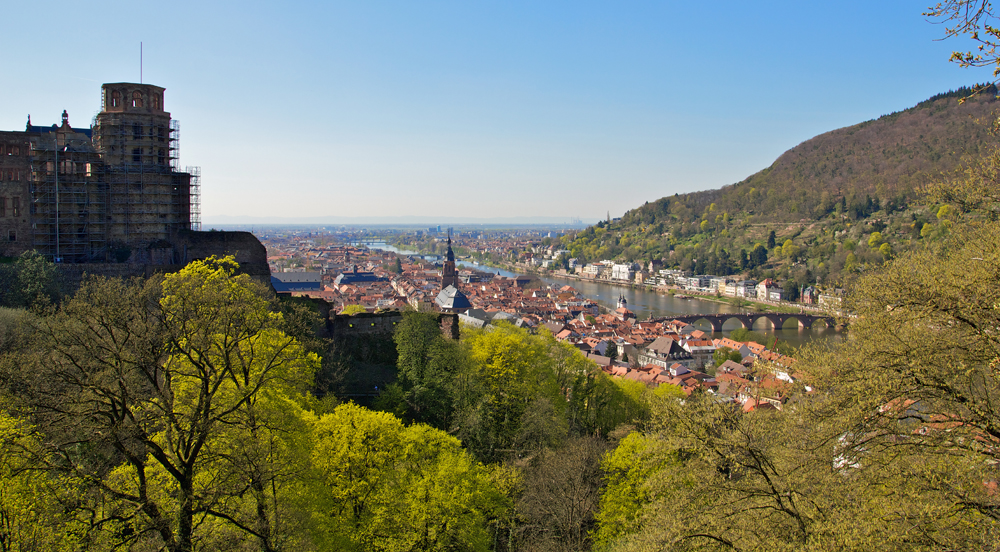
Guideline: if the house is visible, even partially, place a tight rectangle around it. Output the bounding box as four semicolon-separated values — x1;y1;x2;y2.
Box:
709;277;731;292
756;279;777;301
681;337;716;369
637;336;697;370
611;263;637;281
580;264;601;279
802;286;818;304
736;280;758;298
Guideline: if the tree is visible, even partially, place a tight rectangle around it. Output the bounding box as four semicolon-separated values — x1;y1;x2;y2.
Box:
766;230;776;249
799;221;1000;541
594;431;676;548
387;311;462;429
749;244;768;268
390;256;403;274
515;436;610;551
712;347;743;366
22;257;320;551
0;407;83;549
926;0;1000;79
595;390;924;551
781;278;801;302
311;403;509;551
0;251;62;309
606;341;618;363
781;239;801;261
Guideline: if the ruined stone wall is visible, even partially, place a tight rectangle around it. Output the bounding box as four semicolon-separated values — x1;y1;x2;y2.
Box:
330;311;460;340
171;230;270;278
54;230;271;293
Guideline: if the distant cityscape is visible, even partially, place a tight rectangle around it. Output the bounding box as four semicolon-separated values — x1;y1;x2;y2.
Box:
260;225;829;412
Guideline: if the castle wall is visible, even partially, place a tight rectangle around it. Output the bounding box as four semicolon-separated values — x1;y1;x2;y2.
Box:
0;132;32;257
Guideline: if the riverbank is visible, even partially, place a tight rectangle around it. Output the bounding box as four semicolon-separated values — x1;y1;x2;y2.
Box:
388;242;832;318
482;259;823;316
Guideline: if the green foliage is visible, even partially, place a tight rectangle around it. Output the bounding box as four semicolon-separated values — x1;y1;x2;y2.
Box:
389;256;403;274
340;304;367;315
11;257;322;550
593;191;1000;550
311;403;508;551
593;431;676;547
712;346;743;366
0;407;83;549
462;324;547;460
0;251;62;310
386;311;466;429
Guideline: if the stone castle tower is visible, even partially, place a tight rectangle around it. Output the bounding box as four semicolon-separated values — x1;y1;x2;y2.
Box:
1;82;200;262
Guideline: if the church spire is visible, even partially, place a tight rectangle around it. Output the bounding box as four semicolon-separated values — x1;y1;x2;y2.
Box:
441;228;458;290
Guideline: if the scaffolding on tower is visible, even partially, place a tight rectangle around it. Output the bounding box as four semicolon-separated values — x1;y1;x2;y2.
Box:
187;166;201;231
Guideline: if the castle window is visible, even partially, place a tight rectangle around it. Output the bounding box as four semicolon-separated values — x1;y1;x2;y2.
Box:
12;197;19;217
133;148;142;164
133;123;143;139
152;94;160;110
158;126;165;142
0;198;5;217
14;170;19;181
132;91;143;108
12;146;18;156
111;90;121;108
8;231;14;242
5;170;10;181
158;149;165;165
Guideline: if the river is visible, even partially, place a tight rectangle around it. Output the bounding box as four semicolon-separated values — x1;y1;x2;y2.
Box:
363;242;841;349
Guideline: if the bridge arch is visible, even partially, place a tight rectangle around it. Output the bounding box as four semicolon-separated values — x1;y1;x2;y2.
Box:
664;313;839;333
687;316;742;333
747;313;785;331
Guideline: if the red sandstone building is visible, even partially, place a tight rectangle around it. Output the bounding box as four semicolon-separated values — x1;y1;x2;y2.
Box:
0;82;200;262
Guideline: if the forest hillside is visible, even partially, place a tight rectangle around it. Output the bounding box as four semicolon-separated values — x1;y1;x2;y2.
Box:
559;85;1000;287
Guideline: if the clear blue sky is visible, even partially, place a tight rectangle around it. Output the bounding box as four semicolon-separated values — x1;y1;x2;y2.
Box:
1;1;991;223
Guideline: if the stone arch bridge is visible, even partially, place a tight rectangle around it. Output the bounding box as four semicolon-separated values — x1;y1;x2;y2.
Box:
660;313;841;333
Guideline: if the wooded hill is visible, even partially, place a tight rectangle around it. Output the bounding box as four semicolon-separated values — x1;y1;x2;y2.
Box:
560;85;1000;287
666;84;998;222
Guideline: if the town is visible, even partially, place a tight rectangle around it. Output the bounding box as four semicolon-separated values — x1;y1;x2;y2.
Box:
261;225;819;412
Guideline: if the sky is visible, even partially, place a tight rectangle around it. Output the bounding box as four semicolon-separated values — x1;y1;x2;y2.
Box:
1;1;993;224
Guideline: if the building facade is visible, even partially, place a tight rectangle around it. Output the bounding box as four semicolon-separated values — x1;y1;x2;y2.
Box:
0;82;200;262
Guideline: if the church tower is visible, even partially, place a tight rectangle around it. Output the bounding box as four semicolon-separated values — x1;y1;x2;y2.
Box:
441;231;459;289
617;294;627;310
